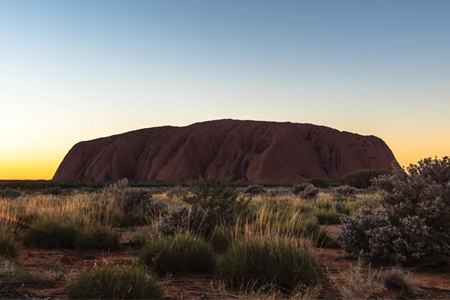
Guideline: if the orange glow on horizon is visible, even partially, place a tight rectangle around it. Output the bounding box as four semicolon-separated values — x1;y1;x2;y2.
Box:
0;158;60;180
1;147;448;180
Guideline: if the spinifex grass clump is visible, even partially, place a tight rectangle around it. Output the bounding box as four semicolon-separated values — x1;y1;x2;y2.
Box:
0;235;18;260
313;210;342;225
90;179;156;227
66;264;163;299
334;256;382;300
208;226;243;253
383;268;421;297
74;226;120;250
138;233;216;275
22;220;78;249
281;218;340;248
217;236;325;294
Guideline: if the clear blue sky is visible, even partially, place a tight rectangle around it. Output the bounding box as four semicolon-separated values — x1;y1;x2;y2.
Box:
1;0;449;179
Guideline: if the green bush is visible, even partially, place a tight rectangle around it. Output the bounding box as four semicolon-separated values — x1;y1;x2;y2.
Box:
0;189;21;199
0;236;18;259
165;177;252;236
340;169;391;189
138;234;216;275
184;177;251;225
306;178;330;188
22;220;78;249
66;264;163;299
217;236;325;294
75;226;120;250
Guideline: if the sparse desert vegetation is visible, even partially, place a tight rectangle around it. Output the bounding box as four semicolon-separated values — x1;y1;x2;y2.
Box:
0;157;450;299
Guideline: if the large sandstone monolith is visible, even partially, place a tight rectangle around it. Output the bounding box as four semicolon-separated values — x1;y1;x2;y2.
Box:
53;119;397;183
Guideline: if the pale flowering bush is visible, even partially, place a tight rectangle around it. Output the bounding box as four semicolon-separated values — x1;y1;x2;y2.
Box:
331;200;346;213
334;185;357;197
296;183;319;199
293;183;309;195
339;157;450;265
156;205;209;236
243;185;267;195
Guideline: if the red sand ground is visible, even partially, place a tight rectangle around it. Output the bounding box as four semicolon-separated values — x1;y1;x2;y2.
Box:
3;225;450;299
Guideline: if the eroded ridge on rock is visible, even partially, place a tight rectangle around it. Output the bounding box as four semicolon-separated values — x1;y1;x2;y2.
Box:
53;119;396;183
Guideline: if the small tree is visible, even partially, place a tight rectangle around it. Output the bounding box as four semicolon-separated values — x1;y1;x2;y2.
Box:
157;177;251;236
340;169;391;189
306;178;330;188
339;157;450;265
183;177;250;224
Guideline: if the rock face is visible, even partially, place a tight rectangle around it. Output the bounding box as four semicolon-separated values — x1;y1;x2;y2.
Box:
53;119;397;183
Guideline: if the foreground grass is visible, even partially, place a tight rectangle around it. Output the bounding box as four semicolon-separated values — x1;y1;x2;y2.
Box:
217;235;326;294
67;264;163;299
0;182;380;298
138;233;216;275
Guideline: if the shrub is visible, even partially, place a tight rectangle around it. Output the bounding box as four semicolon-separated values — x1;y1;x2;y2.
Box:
0;189;21;199
45;254;70;277
138;234;216;275
115;187;153;214
43;186;64;195
298;184;319;199
166;185;188;199
332;200;346;213
334;256;382;300
383;268;421;296
334;185;356;197
75;226;120;250
22;220;78;249
243;185;267;195
339;157;450;265
66;264;163;299
340;169;391;189
268;188;291;197
283;218;340;248
91;180;158;227
0;256;17;278
293;183;308;195
217;236;325;294
149;201;168;216
155;205;210;236
183;177;250;225
160;177;251;236
306;178;330;188
0;236;18;260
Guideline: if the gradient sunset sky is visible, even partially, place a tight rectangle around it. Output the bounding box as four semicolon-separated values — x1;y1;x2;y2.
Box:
1;0;449;180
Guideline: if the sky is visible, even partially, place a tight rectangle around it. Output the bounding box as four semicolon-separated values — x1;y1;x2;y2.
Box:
1;0;449;180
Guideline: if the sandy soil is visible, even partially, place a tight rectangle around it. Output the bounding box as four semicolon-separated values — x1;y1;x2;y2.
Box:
2;225;450;299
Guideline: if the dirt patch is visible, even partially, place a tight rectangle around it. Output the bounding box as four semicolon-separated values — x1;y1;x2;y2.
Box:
7;226;450;299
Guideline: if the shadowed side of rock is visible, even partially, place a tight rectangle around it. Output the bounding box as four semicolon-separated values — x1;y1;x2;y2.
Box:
53;119;397;183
